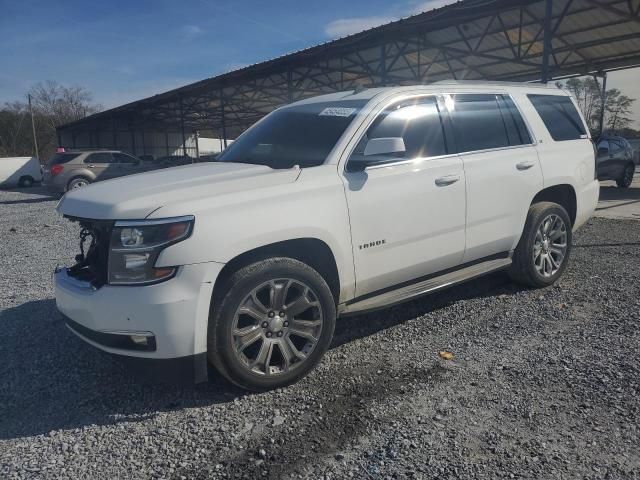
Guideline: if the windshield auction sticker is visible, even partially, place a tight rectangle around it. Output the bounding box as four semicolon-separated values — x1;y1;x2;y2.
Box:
319;107;357;117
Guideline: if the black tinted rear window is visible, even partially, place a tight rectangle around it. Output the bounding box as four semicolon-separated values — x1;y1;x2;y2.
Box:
49;153;80;165
528;94;586;141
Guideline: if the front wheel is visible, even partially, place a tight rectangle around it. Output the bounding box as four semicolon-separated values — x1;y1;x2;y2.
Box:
616;163;635;188
208;257;336;391
509;202;572;288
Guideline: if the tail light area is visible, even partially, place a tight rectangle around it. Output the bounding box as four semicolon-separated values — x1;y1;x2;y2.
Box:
50;164;64;176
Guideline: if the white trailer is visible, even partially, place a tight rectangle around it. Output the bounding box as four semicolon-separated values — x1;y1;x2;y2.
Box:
0;157;42;188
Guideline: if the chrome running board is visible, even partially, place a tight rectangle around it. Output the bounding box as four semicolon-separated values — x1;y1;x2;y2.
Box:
339;256;512;316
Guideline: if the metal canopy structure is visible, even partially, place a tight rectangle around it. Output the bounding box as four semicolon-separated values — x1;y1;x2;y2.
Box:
58;0;640;151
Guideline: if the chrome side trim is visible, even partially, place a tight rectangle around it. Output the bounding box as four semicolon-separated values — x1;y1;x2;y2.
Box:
339;256;512;316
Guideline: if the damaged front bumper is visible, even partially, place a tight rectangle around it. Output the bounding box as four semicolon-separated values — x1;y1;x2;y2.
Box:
54;261;224;383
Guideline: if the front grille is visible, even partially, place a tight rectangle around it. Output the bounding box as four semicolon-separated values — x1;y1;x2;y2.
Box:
66;218;113;288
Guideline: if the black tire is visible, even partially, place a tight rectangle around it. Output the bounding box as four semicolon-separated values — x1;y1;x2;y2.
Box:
208;257;336;391
66;176;91;191
616;163;635;188
509;202;572;288
18;176;34;188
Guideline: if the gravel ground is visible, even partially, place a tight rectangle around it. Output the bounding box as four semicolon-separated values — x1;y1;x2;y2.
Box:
1;186;639;479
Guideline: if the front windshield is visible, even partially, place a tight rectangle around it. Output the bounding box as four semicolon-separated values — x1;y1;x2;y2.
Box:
217;99;367;169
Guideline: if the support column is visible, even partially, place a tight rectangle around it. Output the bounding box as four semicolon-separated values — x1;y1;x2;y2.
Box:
194;131;200;160
220;89;228;149
111;116;117;149
380;44;387;86
130;123;136;156
541;0;553;83
597;72;608;138
180;97;188;157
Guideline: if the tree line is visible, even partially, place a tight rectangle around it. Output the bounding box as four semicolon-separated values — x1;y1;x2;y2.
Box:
556;77;638;138
0;81;101;161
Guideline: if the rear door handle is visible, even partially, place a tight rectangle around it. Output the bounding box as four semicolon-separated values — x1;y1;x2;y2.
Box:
435;174;460;186
516;161;535;171
87;165;96;168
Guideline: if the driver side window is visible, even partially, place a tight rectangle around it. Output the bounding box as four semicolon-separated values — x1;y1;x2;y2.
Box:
349;96;448;165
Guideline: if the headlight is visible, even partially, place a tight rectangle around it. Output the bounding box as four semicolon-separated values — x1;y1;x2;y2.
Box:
108;216;194;285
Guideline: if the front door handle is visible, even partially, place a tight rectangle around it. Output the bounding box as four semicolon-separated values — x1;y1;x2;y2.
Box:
435;174;460;186
516;161;535;171
87;165;96;168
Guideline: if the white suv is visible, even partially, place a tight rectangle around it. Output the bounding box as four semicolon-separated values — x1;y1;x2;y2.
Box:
55;82;599;391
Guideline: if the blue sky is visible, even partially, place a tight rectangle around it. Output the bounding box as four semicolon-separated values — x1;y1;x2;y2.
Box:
0;0;452;107
0;0;638;124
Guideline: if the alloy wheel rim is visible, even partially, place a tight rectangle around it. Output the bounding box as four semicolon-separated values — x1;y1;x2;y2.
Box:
533;214;568;278
72;180;88;189
231;278;323;376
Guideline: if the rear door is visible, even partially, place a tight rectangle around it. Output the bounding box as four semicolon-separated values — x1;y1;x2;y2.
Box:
83;152;118;180
445;93;543;262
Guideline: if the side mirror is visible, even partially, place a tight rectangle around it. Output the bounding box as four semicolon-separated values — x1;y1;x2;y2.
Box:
348;137;406;172
364;137;406;157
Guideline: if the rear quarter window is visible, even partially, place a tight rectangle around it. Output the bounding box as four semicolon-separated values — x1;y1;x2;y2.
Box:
49;153;81;165
528;94;587;141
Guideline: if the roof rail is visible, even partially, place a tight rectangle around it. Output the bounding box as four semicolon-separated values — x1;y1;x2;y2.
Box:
432;80;557;89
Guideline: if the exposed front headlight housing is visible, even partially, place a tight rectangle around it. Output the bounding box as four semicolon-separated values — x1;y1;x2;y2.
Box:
108;216;194;285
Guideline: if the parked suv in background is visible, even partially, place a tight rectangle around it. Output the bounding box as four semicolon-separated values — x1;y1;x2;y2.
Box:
54;82;599;391
43;150;149;192
596;135;636;187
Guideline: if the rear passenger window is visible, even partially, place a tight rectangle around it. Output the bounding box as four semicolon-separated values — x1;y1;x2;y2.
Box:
528;95;587;141
352;96;447;160
448;94;510;153
85;153;113;164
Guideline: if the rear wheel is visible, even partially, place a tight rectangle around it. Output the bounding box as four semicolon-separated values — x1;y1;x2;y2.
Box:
616;163;635;188
18;176;34;188
208;257;336;391
67;177;91;191
509;202;572;288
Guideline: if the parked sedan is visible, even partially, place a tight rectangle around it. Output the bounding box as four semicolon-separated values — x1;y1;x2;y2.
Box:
43;150;151;192
596;136;636;188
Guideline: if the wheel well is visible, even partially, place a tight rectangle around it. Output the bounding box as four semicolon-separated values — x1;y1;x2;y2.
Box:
213;238;341;306
531;184;577;226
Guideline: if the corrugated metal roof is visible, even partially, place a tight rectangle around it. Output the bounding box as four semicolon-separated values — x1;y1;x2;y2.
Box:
59;0;640;138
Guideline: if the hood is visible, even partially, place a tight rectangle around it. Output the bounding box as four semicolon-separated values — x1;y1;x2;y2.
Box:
57;162;300;220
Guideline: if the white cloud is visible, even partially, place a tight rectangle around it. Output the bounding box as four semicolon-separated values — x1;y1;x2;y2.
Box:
324;0;458;39
179;25;204;40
